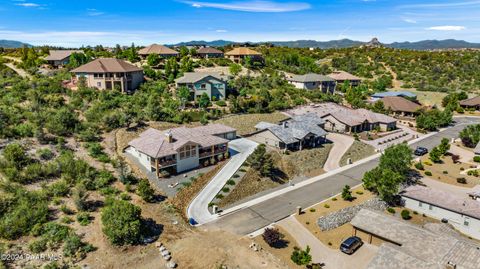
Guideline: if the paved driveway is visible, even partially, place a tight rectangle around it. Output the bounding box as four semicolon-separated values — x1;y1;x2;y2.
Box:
205;117;480;235
187;138;258;225
324;133;355;172
278;216;378;269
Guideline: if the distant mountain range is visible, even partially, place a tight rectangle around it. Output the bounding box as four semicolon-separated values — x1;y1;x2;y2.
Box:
0;40;31;48
173;38;480;50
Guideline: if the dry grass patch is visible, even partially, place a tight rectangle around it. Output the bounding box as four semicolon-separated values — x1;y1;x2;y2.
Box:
416;155;480;187
218;168;280;208
214;113;289;136
295;186;373;249
253;226;303;269
340;141;376;166
392;88;447;108
278;144;334;177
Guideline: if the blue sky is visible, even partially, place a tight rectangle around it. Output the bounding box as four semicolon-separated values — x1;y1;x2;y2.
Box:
0;0;479;46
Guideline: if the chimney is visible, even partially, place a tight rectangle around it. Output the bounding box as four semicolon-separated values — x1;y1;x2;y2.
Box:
165;131;173;143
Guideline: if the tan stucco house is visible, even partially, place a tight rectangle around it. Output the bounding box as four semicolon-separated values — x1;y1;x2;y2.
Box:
138;44;179;58
225;47;263;63
126;124;237;177
71;58;144;93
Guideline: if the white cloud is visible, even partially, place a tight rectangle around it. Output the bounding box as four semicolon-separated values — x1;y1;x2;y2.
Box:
403;18;417;24
399;1;480;9
87;9;105;16
15;2;40;7
183;0;311;12
427;25;466;31
215;29;228;32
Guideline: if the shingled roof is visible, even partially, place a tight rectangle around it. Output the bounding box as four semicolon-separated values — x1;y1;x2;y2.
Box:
138;44;179;56
287;73;335;83
128;124;234;158
71;58;142;73
460;96;480;107
379;96;422;113
175;72;228;84
401;185;480;220
45;50;83;61
286;103;396;126
197;47;224;54
255;113;327;144
328;71;361;81
225;47;261;56
352;209;480;269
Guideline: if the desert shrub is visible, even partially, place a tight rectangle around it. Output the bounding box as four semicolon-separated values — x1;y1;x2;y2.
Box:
425;171;432;176
324;204;330;208
457;177;467;184
474;156;480;163
387;207;396;214
291;246;312;265
401;209;411;220
60;205;74;215
136;179;155;203
262;228;283;247
76;212;91;226
29;238;48;253
216;194;224;199
309;208;316;212
37;148;54;160
414;162;424;170
101;199;142;246
226;179;236;185
222;187;230;193
341;185;353;201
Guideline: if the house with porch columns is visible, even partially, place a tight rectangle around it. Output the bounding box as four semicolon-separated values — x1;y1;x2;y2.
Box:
126;124;236;177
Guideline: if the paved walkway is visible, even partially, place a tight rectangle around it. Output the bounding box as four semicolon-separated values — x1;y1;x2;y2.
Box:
4;62;31;79
187;138;258;225
324;133;355;172
278;216;378;269
449;144;475;163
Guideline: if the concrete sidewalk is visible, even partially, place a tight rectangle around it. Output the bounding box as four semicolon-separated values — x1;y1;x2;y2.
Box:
187;138;258;224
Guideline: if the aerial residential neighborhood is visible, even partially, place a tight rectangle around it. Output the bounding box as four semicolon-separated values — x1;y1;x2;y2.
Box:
2;1;480;269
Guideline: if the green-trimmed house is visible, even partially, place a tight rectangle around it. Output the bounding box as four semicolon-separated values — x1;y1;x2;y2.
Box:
175;72;228;101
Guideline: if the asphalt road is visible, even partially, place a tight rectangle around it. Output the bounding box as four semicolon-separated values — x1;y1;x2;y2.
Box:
205;117;480;235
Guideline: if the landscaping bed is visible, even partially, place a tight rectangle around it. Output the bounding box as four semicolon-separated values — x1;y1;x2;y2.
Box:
295;186;373;249
340;141;376;166
415;155;480;187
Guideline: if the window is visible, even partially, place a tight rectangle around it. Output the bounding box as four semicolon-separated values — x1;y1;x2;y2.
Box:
179;145;196;160
201;84;207;89
93;73;103;78
464;220;469;226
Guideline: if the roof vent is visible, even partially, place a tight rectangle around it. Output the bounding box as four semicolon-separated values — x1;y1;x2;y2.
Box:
283;122;288;128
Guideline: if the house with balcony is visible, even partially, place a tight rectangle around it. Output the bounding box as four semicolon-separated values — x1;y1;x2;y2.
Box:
175;72;228;101
286;73;336;93
327;71;362;87
126;124;236;177
71;58;144;93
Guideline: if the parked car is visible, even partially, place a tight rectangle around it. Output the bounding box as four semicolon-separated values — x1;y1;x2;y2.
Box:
414;147;428;156
340;236;363;254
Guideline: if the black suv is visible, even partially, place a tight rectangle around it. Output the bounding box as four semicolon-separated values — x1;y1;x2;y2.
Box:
414;147;428;156
340;236;363;254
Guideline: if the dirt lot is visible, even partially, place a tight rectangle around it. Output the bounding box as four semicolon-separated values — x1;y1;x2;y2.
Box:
214;113;289;136
416;154;480;187
253;226;303;269
277;144;334;178
340;141;376;166
295;186;373;249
